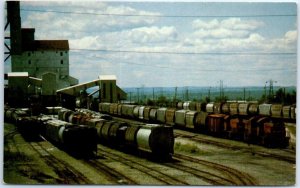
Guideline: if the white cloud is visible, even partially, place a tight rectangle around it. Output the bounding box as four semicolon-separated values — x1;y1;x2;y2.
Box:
221;18;264;30
21;2;161;40
284;30;297;43
192;18;264;39
12;2;296;87
129;26;178;43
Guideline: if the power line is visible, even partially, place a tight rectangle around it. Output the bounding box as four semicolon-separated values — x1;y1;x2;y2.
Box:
70;48;296;56
19;8;297;18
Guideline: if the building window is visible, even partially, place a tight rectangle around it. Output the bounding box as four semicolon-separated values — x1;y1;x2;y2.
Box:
60;52;63;56
61;60;63;64
28;60;31;65
28;52;31;57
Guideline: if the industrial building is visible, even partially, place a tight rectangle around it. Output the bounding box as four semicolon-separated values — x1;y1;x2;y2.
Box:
4;1;126;108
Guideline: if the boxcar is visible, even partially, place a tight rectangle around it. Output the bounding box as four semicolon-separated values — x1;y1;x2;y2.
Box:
206;114;226;136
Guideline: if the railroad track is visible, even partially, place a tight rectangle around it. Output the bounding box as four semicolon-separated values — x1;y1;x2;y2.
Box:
30;139;92;184
82;159;137;185
97;144;254;185
96;145;188;185
175;130;296;164
173;153;257;186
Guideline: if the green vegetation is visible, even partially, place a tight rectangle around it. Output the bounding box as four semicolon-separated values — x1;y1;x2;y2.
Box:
124;86;296;106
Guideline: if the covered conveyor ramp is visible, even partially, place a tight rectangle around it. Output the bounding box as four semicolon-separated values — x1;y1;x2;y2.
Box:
56;79;101;96
56;75;127;110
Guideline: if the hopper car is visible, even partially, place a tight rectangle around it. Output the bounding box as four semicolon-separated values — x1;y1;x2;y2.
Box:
99;102;291;148
58;108;174;159
4;107;98;156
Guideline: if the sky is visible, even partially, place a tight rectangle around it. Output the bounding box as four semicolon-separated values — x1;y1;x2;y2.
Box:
3;1;298;88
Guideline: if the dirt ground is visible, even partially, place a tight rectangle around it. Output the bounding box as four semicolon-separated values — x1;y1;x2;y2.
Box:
3;122;296;185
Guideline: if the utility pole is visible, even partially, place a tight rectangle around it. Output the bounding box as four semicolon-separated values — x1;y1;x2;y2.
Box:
136;88;140;104
243;87;246;101
207;87;211;102
219;80;224;101
266;79;277;102
264;83;267;103
152;87;155;101
186;87;189;101
174;86;177;101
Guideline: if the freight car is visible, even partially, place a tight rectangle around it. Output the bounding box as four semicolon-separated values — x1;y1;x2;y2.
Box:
4;107;98;156
40;118;98;155
98;102;290;148
58;108;175;159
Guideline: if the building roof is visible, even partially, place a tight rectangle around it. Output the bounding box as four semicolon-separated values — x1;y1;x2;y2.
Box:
99;75;117;80
8;72;29;77
34;40;69;50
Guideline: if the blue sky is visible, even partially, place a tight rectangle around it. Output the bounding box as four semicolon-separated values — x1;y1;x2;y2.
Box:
4;1;298;88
